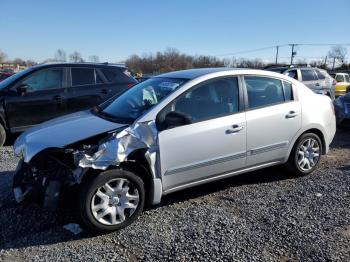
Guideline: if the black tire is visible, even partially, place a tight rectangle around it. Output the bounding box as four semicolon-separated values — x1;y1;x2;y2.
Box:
80;169;145;233
285;133;322;176
0;123;6;147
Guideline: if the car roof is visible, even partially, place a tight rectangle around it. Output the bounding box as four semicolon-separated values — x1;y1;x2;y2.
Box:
155;68;249;79
29;62;126;70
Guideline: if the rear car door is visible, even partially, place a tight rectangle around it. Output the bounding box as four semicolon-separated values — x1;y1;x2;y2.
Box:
66;67;135;115
243;76;301;167
158;77;247;192
66;67;110;114
5;67;68;131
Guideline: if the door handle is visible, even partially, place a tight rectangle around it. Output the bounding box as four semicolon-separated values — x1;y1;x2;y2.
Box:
285;111;298;119
226;124;244;134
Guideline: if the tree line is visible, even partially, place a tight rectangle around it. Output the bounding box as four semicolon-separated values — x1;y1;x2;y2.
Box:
1;46;348;73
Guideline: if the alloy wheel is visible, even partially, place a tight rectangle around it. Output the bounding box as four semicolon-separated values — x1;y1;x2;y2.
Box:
297;138;320;171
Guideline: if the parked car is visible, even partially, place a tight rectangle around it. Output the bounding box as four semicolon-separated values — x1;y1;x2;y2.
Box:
0;71;14;82
334;92;350;126
266;66;336;99
0;63;137;146
13;68;336;232
330;72;350;97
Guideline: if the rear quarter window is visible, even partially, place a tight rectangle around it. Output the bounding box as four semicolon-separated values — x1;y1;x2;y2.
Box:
315;70;326;80
301;69;318;81
101;68;133;83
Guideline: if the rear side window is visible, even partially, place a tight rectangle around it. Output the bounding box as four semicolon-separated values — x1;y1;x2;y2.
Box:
283;81;293;101
315;70;326;80
173;77;239;123
71;68;95;86
245;76;284;109
301;69;318;81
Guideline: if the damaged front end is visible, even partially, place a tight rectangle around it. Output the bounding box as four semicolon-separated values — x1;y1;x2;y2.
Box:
13;121;160;209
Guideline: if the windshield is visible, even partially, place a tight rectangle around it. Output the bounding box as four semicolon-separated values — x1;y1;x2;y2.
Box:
97;77;187;123
0;67;33;89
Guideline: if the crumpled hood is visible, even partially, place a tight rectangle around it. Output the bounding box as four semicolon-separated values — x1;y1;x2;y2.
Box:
14;110;127;163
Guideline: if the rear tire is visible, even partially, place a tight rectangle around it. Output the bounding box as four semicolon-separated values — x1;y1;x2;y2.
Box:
80;169;145;233
0;123;6;147
285;133;322;176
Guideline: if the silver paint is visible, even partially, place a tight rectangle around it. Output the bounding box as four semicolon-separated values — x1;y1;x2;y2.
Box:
14;110;126;163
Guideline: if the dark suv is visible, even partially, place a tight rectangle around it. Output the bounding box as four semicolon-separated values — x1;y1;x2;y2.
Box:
0;63;137;146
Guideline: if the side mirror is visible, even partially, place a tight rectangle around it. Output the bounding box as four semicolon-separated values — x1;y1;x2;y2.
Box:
157;111;192;131
16;84;28;95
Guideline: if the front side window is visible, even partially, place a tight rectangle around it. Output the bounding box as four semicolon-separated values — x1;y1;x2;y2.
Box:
245;76;284;109
21;68;63;91
301;69;318;81
336;74;345;82
71;68;95;86
98;77;187;123
171;77;239;123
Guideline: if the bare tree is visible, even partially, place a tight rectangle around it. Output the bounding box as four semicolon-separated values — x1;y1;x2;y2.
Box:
89;55;100;63
55;49;67;62
26;59;36;66
328;45;347;64
69;51;84;63
0;50;7;63
12;58;26;66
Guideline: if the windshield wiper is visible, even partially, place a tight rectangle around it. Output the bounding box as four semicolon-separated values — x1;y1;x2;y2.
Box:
91;106;134;124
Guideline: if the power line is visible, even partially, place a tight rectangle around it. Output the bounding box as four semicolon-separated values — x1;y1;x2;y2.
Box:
215;45;289;57
214;43;350;57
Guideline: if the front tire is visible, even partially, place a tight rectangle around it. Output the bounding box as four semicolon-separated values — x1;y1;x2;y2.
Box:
80;169;145;232
286;133;322;176
0;123;6;146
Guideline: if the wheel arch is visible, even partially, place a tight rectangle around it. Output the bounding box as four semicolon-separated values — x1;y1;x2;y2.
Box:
80;148;162;207
285;126;327;163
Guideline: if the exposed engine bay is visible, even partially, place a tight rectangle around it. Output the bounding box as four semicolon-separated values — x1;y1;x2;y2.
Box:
13;121;159;208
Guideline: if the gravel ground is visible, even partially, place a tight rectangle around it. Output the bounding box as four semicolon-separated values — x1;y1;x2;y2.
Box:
0;130;350;261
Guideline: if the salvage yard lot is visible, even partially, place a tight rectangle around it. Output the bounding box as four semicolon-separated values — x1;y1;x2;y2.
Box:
0;131;350;261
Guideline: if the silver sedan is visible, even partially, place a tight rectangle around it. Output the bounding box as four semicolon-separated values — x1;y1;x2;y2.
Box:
13;68;336;232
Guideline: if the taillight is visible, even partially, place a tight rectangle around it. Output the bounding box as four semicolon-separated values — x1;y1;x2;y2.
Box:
127;83;134;88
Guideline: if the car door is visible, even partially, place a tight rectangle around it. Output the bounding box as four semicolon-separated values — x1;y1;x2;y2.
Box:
66;67;112;114
5;67;67;131
158;77;247;192
243;76;301;167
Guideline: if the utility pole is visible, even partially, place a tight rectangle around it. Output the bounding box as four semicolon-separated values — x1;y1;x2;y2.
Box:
290;44;296;65
324;56;327;68
275;46;279;65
